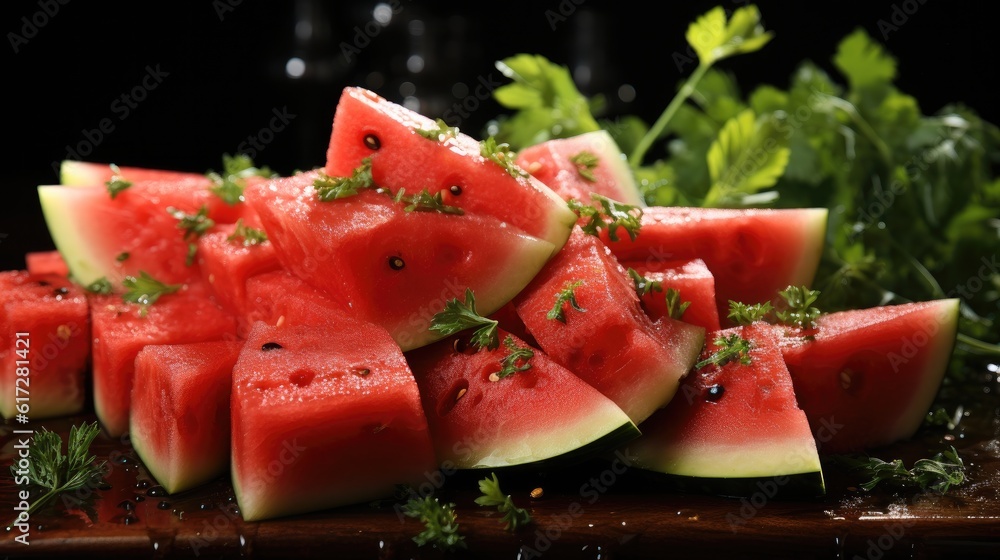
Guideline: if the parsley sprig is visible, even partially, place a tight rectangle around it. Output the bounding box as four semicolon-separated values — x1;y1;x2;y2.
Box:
569;151;600;182
475;472;532;530
547;280;586;323
401;495;466;551
495;336;534;380
664;288;691;321
105;164;133;200
207;153;275;205
416;119;459;142
568;194;643;242
314;157;376;201
627;268;662;297
395;188;464;215
838;446;966;494
728;301;775;325
122;270;181;311
695;333;753;370
8;422;106;525
480;136;527;178
775;285;822;329
226;218;269;246
429;288;500;350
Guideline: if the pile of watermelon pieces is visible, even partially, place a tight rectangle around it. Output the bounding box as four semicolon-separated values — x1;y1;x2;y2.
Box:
1;87;959;522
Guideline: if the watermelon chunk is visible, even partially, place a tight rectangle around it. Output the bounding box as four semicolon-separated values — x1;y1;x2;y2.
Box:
0;271;90;420
245;171;555;351
130;340;244;493
232;319;437;521
196;223;281;318
25;251;70;278
600;207;828;325
324;87;577;251
622;258;721;333
91;292;238;437
776;299;960;453
515;130;645;207
629;323;825;497
242;270;348;333
59;160;205;186
514;228;705;425
406;330;639;469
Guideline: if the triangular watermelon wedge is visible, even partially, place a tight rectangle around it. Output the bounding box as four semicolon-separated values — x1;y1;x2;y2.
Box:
245;171;555;351
324;87;578;252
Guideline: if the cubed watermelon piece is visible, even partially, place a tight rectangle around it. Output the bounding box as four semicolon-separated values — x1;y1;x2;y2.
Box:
25;251;70;278
91;292;238;437
242;270;348;334
621;258;721;333
232;318;437;521
0;271;90;420
514;229;705;424
130;340;244;493
196;223;281;318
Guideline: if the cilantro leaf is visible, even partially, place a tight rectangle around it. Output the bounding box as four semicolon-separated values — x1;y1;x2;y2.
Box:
728;300;774;325
314;157;375;201
568;194;643;242
400;495;466;551
493;336;534;381
480;136;527;178
775;285;822;329
547;280;586;323
475;472;532;530
227;218;268;246
416;119;459;142
665;288;691;321
695;333;753;370
122;271;181;309
429;288;500;350
832;28;897;90
686;4;773;67
569;151;600;182
703;109;790;207
105;164;132;199
627;268;663;298
208;153;275;205
838;446;966;494
396;189;465;215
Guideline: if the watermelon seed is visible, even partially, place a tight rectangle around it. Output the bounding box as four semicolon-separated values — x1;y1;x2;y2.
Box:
456;388;467;401
530;487;544;499
36;280;51;287
261;342;283;351
449;185;463;196
488;372;500;382
56;324;72;340
354;367;371;377
134;495;145;502
157;501;171;510
147;485;166;497
706;385;725;401
389;256;405;270
53;287;69;298
363;134;381;150
839;370;853;390
122;514;138;525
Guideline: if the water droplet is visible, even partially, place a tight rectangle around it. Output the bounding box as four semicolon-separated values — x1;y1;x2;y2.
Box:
706;384;725;401
134;495;145;502
146;485;166;497
123;514;138;525
119;500;134;511
135;479;150;489
157;500;171;510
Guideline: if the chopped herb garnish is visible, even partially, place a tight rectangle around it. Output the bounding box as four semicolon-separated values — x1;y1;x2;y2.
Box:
728;300;775;325
838;446;966;494
480;136;527;178
85;277;114;295
397;189;465;215
568;194;643;242
627;268;662;298
401;495;466;551
665;288;691;321
314;157;375;201
695;333;753;370
226;218;269;246
115;252;130;262
475;472;532;530
547;280;586;323
494;336;534;380
122;271;181;310
569;150;600;182
429;288;500;350
207;153;276;205
105;164;133;200
775;285;822;329
168;205;215;241
416;118;459;142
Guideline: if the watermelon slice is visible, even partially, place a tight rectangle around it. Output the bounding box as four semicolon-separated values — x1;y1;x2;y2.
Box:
629;323;825;497
245;171;555;351
25;250;70;278
513;228;705;425
130;340;244;494
622;258;721;333
324;87;577;251
232;319;437;521
600;207;828;325
242;270;348;333
776;299;960;453
91;292;238;437
406;330;639;469
59;160;205;186
515;130;645;207
196;223;281;318
0;271;90;420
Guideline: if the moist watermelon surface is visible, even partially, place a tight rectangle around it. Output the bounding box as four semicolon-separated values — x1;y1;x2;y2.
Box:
515;129;645;207
245;171;555;351
196;223;281;318
232;319;436;521
324;87;577;251
776;299;960;453
406;330;639;469
130;340;244;494
25;251;70;277
59;160;206;186
601;207;828;325
623;258;721;333
629;323;825;496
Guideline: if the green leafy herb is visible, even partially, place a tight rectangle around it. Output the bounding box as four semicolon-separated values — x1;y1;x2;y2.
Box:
627;268;663;298
115;252;130;262
695;333;753;370
923;407;957;429
105;164;133;200
396;189;465;215
167;205;214;266
480;136;527;178
494;336;534;380
703;109;789;206
665;288;691;321
776;285;822;329
839;446;966;494
207;153;275;205
547;280;586;323
727;300;774;325
569;150;600;182
8;422;106;524
429;288;500;350
226;218;269;246
475;472;532;530
401;495;466;551
416;118;459;142
122;271;181;310
314;157;375;201
568;194;643;242
85;277;114;295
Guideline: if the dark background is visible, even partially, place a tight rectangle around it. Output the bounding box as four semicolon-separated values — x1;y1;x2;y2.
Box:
2;0;996;271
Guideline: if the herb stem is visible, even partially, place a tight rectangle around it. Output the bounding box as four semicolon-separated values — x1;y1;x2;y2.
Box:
629;62;712;167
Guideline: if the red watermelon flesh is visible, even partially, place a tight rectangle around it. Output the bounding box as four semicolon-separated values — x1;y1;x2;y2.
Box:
59;160;206;186
90;292;238;437
621;258;721;333
776;299;960;453
0;271;90;420
324;87;577;251
629;323;824;491
406;329;638;469
25;251;70;278
197;223;281;319
130;340;244;494
600;207;827;325
245;171;555;351
232;319;437;521
515;130;645;208
514;228;705;425
487;302;538;349
242;270;348;335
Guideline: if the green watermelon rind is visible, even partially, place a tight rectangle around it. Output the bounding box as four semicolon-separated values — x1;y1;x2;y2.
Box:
638;470;826;499
59;160;101;186
787;207;829;289
37;185;112;286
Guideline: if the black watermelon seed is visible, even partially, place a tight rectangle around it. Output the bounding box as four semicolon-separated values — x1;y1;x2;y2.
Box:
706;384;725;401
157;500;171;510
449;185;463;195
363;134;381;150
261;342;283;351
